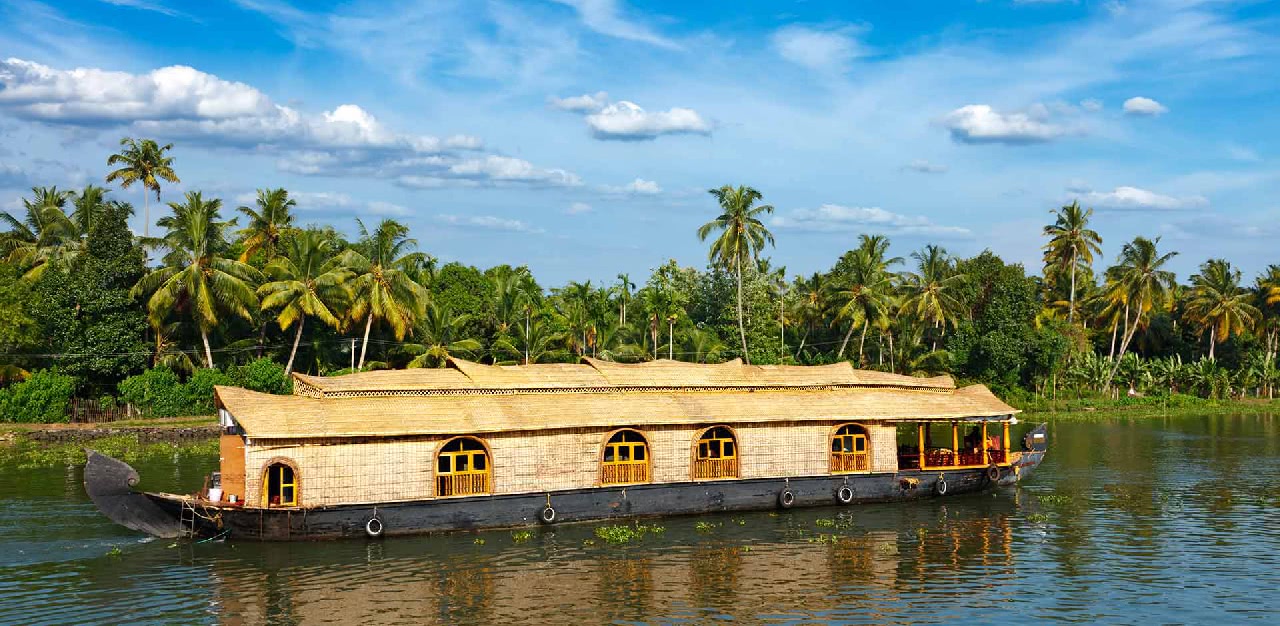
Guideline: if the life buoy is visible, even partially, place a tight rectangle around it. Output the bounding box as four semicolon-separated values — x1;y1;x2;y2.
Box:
934;478;949;496
986;465;1001;482
836;486;854;504
778;489;796;509
540;505;557;524
365;516;385;538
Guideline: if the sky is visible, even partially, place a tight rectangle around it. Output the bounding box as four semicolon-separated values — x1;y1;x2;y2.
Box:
1;0;1278;286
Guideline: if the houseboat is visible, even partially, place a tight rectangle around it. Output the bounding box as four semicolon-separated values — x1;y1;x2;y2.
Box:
85;358;1048;541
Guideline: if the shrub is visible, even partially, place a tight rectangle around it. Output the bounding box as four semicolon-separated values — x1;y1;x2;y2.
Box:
227;358;292;395
118;367;187;417
183;368;232;415
0;369;77;423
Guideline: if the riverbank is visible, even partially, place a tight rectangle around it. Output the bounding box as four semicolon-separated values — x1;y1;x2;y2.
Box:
1017;393;1280;420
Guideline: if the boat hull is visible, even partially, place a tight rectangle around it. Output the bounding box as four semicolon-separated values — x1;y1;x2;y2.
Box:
107;451;1043;541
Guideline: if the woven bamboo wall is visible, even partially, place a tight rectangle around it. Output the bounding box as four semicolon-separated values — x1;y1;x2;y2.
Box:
240;420;901;507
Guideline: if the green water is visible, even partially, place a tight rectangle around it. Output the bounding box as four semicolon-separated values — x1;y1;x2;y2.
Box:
1;416;1278;624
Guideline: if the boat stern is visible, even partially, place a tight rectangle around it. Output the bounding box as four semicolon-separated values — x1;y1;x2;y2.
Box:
997;423;1048;486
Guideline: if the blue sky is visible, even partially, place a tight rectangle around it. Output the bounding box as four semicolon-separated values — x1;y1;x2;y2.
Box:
1;0;1278;285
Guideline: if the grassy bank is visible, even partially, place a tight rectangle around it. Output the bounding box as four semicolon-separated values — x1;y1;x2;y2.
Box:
1018;393;1280;420
0;431;218;469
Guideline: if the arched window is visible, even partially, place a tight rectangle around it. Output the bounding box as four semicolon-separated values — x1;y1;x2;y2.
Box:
436;437;491;497
601;429;650;485
263;461;297;507
692;426;739;480
830;424;869;473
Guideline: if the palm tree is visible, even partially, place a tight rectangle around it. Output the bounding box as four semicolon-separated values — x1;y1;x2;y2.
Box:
791;273;829;359
0;186;78;279
340;219;428;369
494;316;566;364
131;191;262;368
1184;259;1259;360
257;229;354;374
697;185;775;364
71;185;112;236
686;327;727;363
1254;265;1280;361
1042;201;1103;324
899;244;965;350
404;303;483;368
105;137;179;238
1104;236;1177;389
835;235;900;363
615;273;635;326
237;188;296;261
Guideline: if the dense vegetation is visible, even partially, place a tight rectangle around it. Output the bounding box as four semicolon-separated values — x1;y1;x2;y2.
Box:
1;140;1278;421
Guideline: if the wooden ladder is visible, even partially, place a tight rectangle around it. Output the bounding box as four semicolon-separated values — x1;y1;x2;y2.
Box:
179;502;197;538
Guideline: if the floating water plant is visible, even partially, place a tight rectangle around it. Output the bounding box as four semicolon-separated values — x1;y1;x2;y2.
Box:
593;523;665;544
511;530;533;543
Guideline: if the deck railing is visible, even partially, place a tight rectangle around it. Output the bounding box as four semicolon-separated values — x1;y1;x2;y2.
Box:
830;452;869;473
601;461;649;485
436;472;491;497
987;449;1007;464
693;458;738;480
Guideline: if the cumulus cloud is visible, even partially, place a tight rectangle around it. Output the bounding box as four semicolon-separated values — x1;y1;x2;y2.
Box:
771;204;971;237
1161;213;1280;240
552;92;710;141
550;91;609;113
940;104;1077;144
1074;185;1207;210
583;100;711;140
435;214;544;234
601;177;662;194
0;58;582;188
0;163;36;189
771;25;866;72
1123;96;1168;116
903;159;948;174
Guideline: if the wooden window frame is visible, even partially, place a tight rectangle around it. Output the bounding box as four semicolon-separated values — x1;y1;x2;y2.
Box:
829;423;871;474
599;428;652;486
261;457;299;508
691;425;740;481
434;436;493;498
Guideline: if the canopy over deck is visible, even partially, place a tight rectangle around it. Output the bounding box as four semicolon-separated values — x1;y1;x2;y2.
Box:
217;361;1017;440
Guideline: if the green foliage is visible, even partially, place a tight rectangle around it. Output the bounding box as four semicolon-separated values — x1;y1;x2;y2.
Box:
0;264;38;357
0;369;77;422
226;358;292;395
0;433;218;469
593;522;666;544
117;367;187;417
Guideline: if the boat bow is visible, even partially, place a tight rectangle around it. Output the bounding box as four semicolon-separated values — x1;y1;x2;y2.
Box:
83;450;184;539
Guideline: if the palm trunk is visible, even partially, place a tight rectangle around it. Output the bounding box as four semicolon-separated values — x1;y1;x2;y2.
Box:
887;330;895;373
201;328;214;369
285;317;305;375
1105;295;1144;389
735;257;749;364
837;319;856;359
358;314;373;370
1068;248;1077;324
1109;316;1119;359
857;319;869;366
1208;326;1216;360
779;299;785;358
669;320;674;360
797;330;809;358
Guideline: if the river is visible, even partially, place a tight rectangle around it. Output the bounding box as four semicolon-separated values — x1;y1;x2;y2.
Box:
1;415;1278;624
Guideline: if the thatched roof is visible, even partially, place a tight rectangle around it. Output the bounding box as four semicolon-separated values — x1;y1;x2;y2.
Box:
291;357;956;398
217;375;1016;440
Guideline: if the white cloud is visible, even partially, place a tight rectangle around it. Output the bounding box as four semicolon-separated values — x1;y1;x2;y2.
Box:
566;201;593;214
99;0;189;19
550;92;609;113
771;204;971;237
1074;185;1207;210
601;177;662;194
583;100;711;140
1080;98;1103;112
1161;213;1280;240
771;25;866;72
435;214;544;234
446;156;582;186
903;159;948;174
940;104;1076;144
1123;96;1168;116
1225;144;1260;162
549;0;680;50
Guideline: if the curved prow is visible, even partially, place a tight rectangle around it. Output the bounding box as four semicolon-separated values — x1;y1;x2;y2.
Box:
84;450;184;539
1023;423;1048;452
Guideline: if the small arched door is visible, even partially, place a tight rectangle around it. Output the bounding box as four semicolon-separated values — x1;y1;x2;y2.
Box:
692;426;739;480
262;461;298;507
830;424;869;473
601;429;651;485
435;437;492;497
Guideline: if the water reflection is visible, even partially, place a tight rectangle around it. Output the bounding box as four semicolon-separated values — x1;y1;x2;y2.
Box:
2;415;1279;624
